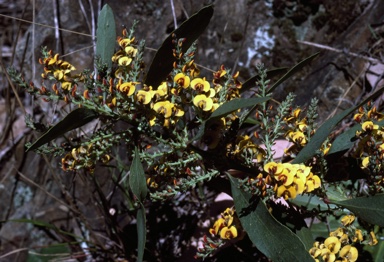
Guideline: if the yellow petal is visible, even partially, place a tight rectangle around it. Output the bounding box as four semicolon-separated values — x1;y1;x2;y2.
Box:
219;226;238;239
339;245;358;262
324;236;341;254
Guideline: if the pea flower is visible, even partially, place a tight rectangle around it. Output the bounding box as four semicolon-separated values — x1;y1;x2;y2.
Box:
174;73;190;88
339;245;358;262
191;77;210;93
193;94;213;111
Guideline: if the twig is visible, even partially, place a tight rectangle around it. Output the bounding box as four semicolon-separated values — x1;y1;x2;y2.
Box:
0;248;29;259
170;0;178;30
327;66;367;120
297;40;382;64
0;13;94;38
16;170;79;215
0;58;26;114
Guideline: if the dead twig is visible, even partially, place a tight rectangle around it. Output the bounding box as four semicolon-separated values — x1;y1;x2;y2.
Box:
297;40;382;64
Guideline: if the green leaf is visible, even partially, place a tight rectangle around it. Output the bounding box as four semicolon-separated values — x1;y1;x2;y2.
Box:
309;216;340;239
129;147;148;202
331;194;384;227
26;108;99;152
328;124;361;155
268;52;320;94
210;97;270;119
136;204;146;262
191;96;269;142
96;4;116;69
145;5;214;88
291;194;338;211
27;244;70;262
3;218;86;241
229;176;313;262
296;227;314;250
325;185;349;202
365;238;384;262
241;67;289;92
329;119;384;155
293;85;384;164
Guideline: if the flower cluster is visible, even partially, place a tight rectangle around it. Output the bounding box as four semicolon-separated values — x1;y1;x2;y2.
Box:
61;142;112;173
263;161;321;200
195;207;240;260
283;108;311;155
39;49;81;91
353;104;384;191
309;214;378;262
112;33;138;78
209;207;238;240
228;135;266;166
108;32;243;130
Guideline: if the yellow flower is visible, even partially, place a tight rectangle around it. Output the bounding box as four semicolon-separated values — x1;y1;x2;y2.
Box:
290;131;307;146
369;231;378;246
114;68;124;78
293;177;305;195
276;167;295;186
353;112;364;122
264;162;284;176
322;143;332;155
219;225;238;239
118;56;133;66
61;81;73;91
305;173;321;192
191;77;210;93
47;53;59;65
221;208;235;226
367;106;384;120
174;72;190;88
118;37;135;47
340;215;355;226
276;184;297;200
362;121;378;131
117;81;137;96
156;82;168;97
361;156;370;169
124;46;138;57
297;119;308;132
352;229;363;242
321;250;336;262
173;105;184;117
53;69;64;80
339;245;358;262
324;236;341;254
209;218;225;235
193;94;213;111
309;246;321;258
153;101;174;118
136;90;153;104
330;228;345;238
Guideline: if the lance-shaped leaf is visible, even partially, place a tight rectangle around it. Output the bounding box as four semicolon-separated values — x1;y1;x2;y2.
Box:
27;108;99;152
229;175;313;262
268;52;320;94
210;97;270;119
4;218;86;242
191;96;269;141
145;5;213;88
136;204;146;262
331;194;384;227
129;147;148;261
129;147;148;202
241;67;289;92
293;85;384;164
328;119;384;155
96;4;116;69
